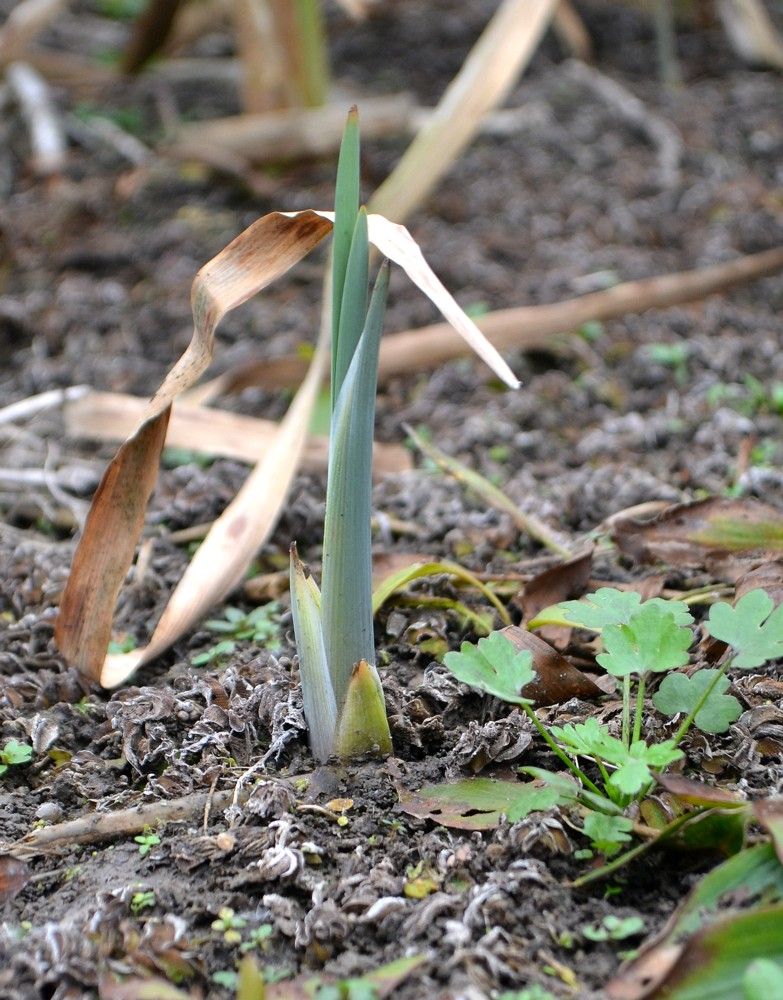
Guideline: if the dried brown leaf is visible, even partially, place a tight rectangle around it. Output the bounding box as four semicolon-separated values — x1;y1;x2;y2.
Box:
500;624;602;705
0;856;30;903
612;497;783;580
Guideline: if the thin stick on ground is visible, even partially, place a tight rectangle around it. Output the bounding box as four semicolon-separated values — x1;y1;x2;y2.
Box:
9;788;238;857
6;61;67;175
0;385;90;426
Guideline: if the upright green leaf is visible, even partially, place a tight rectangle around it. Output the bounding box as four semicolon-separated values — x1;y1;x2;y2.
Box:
289;544;337;763
333;208;369;401
321;263;390;707
331;107;360;395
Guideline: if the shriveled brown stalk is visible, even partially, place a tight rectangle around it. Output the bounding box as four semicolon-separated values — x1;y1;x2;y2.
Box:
63;390;411;477
190;246;783;396
168;94;414;164
121;0;184;75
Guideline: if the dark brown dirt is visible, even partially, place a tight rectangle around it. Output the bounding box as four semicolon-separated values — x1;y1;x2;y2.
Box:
1;1;782;998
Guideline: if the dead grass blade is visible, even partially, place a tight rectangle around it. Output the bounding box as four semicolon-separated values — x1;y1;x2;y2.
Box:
404;424;570;556
63;389;411;477
57;209;516;687
56;411;171;684
55;210;332;686
368;0;558;224
191;246;783;395
100;315;329;689
718;0;783;71
0;0;65;63
167;95;414;165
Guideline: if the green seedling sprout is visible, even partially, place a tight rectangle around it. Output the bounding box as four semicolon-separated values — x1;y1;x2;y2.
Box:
0;739;33;776
289;109;391;763
289;110;518;763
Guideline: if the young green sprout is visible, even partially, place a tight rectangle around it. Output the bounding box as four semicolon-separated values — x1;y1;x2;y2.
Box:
289;110;520;763
289;110;392;764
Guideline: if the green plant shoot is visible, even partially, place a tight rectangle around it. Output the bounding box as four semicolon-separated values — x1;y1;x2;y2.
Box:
289;110;392;762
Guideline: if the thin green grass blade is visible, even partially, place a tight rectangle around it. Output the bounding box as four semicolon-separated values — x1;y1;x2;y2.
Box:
333;207;369;401
371;558;511;625
321;261;390;707
331;107;360;395
289;543;337;763
333;659;392;758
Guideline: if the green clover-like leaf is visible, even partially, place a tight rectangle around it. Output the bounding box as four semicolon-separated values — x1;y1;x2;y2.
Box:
707;589;783;668
551;717;628;764
0;740;33;766
608;740;682;796
556;589;693;630
582;812;634;857
597;603;692;677
443;632;535;704
653;669;742;734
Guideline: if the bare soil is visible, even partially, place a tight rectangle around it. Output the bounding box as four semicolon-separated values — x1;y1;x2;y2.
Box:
1;2;782;998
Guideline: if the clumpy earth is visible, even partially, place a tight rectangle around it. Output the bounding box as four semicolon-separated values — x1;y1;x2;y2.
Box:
1;1;782;997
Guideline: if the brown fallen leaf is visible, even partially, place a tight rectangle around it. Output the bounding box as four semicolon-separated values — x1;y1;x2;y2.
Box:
612;497;783;580
514;548;593;647
735;559;783;606
0;856;30;904
500;624;602;706
654;773;745;809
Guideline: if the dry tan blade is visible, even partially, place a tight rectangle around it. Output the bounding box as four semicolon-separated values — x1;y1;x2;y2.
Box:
55;411;170;684
368;0;558;225
0;0;65;62
168;95;414;165
189;246;783;396
100;333;329;689
717;0;783;71
57;208;515;687
63;390;411;478
55;211;332;686
364;213;520;389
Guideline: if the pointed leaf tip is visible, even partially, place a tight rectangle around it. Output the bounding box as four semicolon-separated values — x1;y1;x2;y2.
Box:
334;659;392;759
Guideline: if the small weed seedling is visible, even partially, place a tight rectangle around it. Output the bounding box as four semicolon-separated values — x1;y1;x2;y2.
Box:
0;739;33;776
134;826;161;857
444;587;781;858
129;889;156;915
212;907;247;945
192;602;281;666
581;914;645;943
